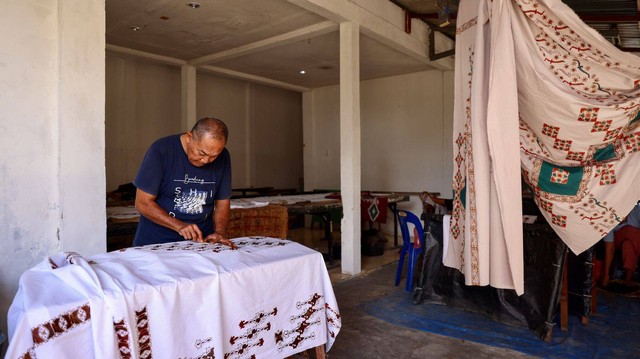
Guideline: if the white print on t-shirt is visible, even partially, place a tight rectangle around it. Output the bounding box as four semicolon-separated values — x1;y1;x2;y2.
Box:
174;187;208;214
173;174;215;185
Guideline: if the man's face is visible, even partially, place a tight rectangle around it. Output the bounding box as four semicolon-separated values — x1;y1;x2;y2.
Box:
185;132;226;167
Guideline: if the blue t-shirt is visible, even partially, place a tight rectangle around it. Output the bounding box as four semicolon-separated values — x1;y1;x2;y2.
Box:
133;134;232;245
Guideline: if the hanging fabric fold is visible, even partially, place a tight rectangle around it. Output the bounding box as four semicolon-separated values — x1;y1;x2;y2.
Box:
447;0;640;295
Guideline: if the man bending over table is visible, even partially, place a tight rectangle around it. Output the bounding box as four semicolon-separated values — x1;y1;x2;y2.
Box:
133;117;236;249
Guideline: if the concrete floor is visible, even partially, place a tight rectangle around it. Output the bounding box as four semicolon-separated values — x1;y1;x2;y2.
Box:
287;225;538;358
325;263;536;359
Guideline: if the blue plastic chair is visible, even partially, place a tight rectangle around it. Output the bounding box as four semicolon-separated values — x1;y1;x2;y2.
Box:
395;210;424;292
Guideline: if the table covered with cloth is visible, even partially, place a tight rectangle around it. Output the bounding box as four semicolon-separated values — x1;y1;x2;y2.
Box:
6;237;341;359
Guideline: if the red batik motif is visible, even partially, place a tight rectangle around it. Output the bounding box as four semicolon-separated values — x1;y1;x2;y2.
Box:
624;132;640;153
551;168;570;184
578;107;599;122
595;164;617;186
565;151;585;161
542;123;560;137
604;128;623;141
553;138;573;151
591;119;612;132
552;214;568;227
539;199;554;214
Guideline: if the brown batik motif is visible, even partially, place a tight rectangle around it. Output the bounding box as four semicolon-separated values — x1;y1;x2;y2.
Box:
113;318;132;359
275;293;324;353
224;307;277;359
18;303;92;359
568;194;624;237
30;303;91;345
128;238;290;253
324;303;341;339
135;306;153;359
178;337;216;359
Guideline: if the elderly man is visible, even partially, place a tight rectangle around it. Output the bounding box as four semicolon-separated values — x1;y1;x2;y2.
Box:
133;117;236;249
602;201;640;285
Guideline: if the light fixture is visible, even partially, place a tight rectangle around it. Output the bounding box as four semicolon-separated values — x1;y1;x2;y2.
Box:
299;70;306;75
130;26;142;31
187;2;201;8
436;0;451;28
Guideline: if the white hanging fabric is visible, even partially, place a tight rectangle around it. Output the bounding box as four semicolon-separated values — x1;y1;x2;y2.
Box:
446;0;640;295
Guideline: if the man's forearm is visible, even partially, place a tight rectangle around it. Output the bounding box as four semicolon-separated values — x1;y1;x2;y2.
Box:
213;199;231;236
136;198;184;232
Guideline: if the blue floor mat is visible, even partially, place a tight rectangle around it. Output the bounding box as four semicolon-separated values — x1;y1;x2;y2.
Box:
359;291;640;358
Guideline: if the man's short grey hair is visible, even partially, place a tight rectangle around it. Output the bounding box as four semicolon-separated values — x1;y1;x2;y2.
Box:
191;117;229;142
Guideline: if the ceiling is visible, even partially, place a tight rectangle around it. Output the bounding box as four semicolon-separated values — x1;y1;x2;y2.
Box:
106;0;640;91
106;0;442;90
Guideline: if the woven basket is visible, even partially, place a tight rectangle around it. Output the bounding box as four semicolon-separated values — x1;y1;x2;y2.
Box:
227;204;289;239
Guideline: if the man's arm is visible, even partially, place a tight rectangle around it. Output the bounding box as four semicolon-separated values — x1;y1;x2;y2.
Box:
204;199;236;249
135;188;204;242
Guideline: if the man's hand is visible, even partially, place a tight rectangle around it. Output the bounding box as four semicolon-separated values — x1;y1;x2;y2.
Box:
177;223;203;242
204;232;238;249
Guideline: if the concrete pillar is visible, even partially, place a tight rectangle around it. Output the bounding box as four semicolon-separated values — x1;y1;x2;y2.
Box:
339;22;361;275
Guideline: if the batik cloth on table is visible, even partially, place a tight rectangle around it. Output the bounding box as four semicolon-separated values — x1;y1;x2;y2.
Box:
6;237;341;359
447;0;640;295
361;196;389;223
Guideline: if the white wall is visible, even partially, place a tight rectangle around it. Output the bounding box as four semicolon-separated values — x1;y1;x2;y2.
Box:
197;73;303;190
196;73;251;187
304;86;341;190
106;55;182;191
304;69;454;228
0;0;105;344
106;61;304;192
248;84;303;190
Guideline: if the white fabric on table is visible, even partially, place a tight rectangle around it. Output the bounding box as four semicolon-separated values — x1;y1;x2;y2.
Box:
7;238;340;359
106;206;140;220
229;200;269;209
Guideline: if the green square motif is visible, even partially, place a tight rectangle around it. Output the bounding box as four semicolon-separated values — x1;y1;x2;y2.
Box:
630;110;640;126
538;161;583;196
593;144;616;162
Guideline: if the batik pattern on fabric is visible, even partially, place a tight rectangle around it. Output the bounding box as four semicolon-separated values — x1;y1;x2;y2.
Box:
17;303;92;359
447;0;640;295
6;239;340;358
446;0;489;289
360;196;389;223
514;0;640;253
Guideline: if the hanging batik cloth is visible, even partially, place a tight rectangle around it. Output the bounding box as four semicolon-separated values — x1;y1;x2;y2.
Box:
446;0;640;295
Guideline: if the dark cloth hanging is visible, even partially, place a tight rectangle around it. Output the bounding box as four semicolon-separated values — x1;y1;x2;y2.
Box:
413;214;568;340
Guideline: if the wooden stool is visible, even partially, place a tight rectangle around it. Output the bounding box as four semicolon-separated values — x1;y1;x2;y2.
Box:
559;249;597;331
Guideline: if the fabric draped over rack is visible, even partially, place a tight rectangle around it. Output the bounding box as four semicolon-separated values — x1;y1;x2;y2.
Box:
446;0;640;295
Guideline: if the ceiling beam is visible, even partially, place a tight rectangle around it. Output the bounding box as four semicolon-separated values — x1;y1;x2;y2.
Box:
407;9;640;23
199;65;310;93
578;14;640;22
106;44;187;66
286;0;454;71
189;20;339;66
